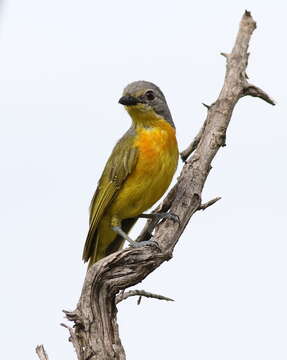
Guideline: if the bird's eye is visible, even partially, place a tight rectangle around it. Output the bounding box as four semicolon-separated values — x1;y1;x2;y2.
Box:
145;90;155;101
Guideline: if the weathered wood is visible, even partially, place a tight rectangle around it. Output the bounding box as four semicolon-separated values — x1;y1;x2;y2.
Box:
36;345;49;360
115;289;174;305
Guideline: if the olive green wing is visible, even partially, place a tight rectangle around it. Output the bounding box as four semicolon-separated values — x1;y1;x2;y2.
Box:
82;135;138;262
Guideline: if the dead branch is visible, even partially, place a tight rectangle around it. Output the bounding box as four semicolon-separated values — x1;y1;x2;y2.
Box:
36;345;49;360
180;118;207;162
60;323;84;359
115;289;174;304
37;10;274;360
198;197;221;210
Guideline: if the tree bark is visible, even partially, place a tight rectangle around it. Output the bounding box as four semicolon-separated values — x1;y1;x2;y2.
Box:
36;10;274;360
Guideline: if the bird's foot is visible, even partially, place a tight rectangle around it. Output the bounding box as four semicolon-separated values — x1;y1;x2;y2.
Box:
138;212;180;224
112;226;160;250
129;238;160;250
135;212;180;244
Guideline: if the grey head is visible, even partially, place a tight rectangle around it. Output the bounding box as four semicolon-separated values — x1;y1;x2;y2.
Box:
119;80;175;127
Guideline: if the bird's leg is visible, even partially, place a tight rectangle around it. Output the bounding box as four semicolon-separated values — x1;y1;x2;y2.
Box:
112;226;159;248
138;212;180;229
111;217;159;249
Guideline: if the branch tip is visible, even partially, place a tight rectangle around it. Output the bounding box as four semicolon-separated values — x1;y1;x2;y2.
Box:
202;102;210;110
36;345;49;360
180;118;208;161
220;52;229;58
199;197;221;211
116;289;174;304
61;323;83;359
243;84;275;105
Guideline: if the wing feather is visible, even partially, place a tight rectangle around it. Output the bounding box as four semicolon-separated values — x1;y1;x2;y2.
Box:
82;131;138;262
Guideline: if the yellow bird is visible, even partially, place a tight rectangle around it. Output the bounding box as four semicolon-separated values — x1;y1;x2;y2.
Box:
83;81;179;267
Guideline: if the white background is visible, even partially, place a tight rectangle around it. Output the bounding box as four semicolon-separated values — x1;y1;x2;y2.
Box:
0;1;286;359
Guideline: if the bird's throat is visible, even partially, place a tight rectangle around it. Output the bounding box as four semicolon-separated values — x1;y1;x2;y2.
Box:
126;105;164;128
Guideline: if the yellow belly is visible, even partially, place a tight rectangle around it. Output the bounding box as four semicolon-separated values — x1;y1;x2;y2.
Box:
110;120;178;219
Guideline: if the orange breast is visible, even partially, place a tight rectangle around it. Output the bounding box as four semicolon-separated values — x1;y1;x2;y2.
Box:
135;120;177;163
110;119;178;219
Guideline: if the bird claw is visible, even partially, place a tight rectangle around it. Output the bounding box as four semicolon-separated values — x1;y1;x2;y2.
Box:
129;239;160;250
154;212;180;226
163;212;180;224
138;212;180;224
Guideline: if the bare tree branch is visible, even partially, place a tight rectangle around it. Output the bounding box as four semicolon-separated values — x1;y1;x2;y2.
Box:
61;323;84;360
198;197;221;210
180;117;207;161
115;289;174;304
36;345;49;360
242;83;275;105
37;10;275;360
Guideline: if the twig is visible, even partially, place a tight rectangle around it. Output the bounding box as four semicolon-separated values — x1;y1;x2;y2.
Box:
35;345;49;360
180;119;207;162
61;323;83;360
115;289;174;304
242;83;275;105
202;103;210;110
220;52;229;58
198;197;221;210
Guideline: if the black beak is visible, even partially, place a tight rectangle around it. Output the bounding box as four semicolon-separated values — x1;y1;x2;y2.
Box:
118;95;140;106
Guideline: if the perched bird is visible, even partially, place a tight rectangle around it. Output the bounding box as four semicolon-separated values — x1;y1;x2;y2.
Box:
83;81;179;267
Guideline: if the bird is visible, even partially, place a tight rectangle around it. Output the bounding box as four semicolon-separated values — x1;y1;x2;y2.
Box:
83;81;179;267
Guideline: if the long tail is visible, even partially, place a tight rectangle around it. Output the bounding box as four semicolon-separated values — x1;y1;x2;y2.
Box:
87;217;137;268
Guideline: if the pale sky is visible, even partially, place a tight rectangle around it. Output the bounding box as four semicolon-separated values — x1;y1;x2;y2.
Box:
0;1;286;359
